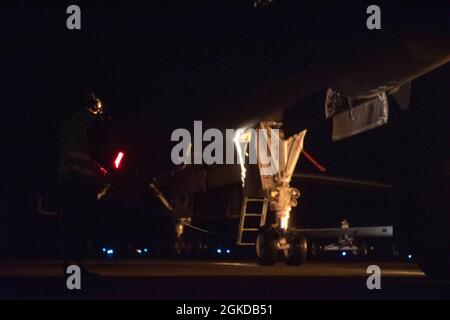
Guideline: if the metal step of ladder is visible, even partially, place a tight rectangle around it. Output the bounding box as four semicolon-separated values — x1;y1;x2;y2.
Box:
237;197;269;246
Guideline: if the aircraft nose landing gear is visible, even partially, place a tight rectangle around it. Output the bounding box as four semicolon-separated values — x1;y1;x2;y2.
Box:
236;122;309;266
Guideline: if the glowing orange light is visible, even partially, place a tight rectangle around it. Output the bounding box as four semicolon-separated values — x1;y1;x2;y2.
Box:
114;152;124;169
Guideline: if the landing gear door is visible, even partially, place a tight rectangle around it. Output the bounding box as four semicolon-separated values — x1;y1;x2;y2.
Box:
325;89;389;141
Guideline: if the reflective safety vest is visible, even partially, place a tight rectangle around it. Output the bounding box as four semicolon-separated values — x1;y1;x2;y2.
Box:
58;110;100;184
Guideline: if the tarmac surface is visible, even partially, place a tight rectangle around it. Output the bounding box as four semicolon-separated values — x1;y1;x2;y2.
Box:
1;259;449;299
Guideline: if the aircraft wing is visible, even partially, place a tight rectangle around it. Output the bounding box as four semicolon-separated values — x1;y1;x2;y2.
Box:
293;172;392;192
293;226;393;239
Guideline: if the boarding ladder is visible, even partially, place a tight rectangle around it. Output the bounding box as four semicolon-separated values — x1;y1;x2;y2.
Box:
237;197;269;246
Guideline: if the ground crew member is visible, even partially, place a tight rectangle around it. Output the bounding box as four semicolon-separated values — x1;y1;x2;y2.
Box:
58;93;110;277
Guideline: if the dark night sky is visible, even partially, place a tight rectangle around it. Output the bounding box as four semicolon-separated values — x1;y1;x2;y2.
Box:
0;0;447;188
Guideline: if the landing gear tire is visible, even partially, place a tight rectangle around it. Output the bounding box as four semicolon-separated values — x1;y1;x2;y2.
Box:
256;229;278;266
284;237;308;266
